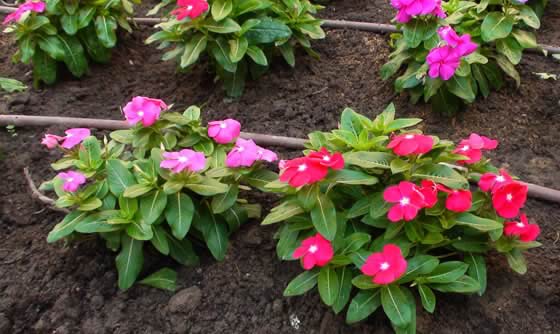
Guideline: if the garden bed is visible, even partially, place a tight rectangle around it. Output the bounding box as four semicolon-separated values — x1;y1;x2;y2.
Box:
1;0;560;333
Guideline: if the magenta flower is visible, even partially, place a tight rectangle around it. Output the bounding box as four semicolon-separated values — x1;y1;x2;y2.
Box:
430;0;446;19
391;0;441;23
504;214;540;242
361;244;407;285
383;181;426;222
437;26;478;57
255;146;278;163
478;169;513;192
58;171;86;192
207;119;241;144
160;149;206;173
123;96;167;127
172;0;209;20
453;133;498;164
445;189;472;212
60;128;90;149
2;1;45;25
41;134;64;149
427;46;461;81
292;233;334;270
225;138;260;168
387;133;433;156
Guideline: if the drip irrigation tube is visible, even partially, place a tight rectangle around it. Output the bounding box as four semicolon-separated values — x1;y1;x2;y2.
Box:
0;6;558;55
2;114;560;204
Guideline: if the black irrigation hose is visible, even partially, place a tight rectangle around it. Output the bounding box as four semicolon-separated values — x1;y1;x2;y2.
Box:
1;114;560;204
0;6;559;55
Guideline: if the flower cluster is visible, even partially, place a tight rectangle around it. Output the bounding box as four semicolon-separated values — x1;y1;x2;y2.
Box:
279;148;344;187
427;26;478;81
2;0;45;25
41;128;91;150
453;133;498;164
390;0;445;23
171;0;209;20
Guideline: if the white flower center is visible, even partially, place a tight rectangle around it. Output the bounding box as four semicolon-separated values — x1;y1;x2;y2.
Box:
506;193;513;201
322;155;331;161
67;178;74;182
405;134;414;139
220;122;227;129
298;164;307;172
178;156;188;163
66;133;73;137
137;111;144;117
187;5;193;10
380;262;390;271
400;197;410;206
496;175;505;182
461;145;470;151
237;146;244;152
308;245;318;254
516;222;525;228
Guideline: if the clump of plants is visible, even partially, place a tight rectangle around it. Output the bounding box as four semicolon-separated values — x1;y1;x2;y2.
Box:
146;0;325;97
40;96;279;290
263;104;540;332
2;0;139;85
381;0;546;113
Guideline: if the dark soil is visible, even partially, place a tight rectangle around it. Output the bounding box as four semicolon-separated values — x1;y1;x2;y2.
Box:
1;0;560;333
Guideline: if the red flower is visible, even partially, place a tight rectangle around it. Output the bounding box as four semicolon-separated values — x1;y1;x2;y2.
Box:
492;182;528;218
504;214;540;242
307;147;345;170
383;181;426;222
453;133;498;164
387;133;433;156
478;169;513;192
361;244;407;285
292;234;334;270
417;180;445;208
445;189;472;212
172;0;208;20
279;157;328;187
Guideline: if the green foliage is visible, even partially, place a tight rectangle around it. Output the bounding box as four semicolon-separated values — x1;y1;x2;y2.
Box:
3;0;139;86
381;0;546;113
0;77;27;93
146;0;325;97
44;104;273;290
266;105;540;332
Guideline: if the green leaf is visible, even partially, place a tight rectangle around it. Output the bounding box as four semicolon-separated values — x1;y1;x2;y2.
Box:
57;34;88;77
318;266;339;306
519;5;540;29
423;261;469;284
279;43;295;67
115;234;144;290
126;220;153;240
352;275;379;290
95;15;118;48
283;270;319;296
447;75;475;102
124;184;153;198
343;152;394;169
204;18;241;34
332;169;379;185
454;213;503;231
222;57;247;97
465;253;487;295
181;34;208;68
139;268;177;291
38;35;65;60
77;7;96;29
211;185;239;214
206;212;228;261
151;225;170;255
229;37;248;63
78;197;102;211
494;54;521;87
381;285;412;328
403;20;437;48
333;267;353;314
140;190;168;225
184;177;228;196
342;233;371;254
418;285;436;313
262;201;304;225
246;45;268;66
311;194;337;241
346;289;381;324
61;14;79;35
511;29;537;49
481;12;515;42
47;211;88;243
412;164;468;189
496;37;523;65
165;193;194;240
211;0;233;21
431;275;480;293
209;38;236;72
32;50;57;84
167;236;199;266
505;248;527;274
245;18;292;44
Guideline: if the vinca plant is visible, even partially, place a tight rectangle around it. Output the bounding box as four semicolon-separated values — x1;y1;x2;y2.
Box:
381;0;547;113
146;0;325;97
2;0;139;85
40;96;279;290
262;105;540;332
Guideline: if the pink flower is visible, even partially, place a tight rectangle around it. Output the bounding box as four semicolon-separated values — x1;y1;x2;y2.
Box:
383;181;426;222
307;147;345;169
172;0;209;20
504;214;540;242
58;171;86;192
427;46;461;81
292;233;334;270
437;26;477;57
207;119;241;144
453;133;498;164
278;160;287;170
361;244;407;285
445;189;472;212
391;0;439;23
430;0;446;18
123;96;167;127
478;169;513;192
41;134;64;149
279;157;328;187
61;128;90;149
255;146;278;163
160;149;206;173
492;182;528;218
226;138;259;168
2;1;45;25
387;133;433;156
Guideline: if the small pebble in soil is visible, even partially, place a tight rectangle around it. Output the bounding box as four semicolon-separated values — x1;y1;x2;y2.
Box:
289;314;301;330
168;286;202;314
